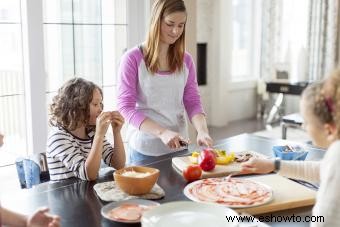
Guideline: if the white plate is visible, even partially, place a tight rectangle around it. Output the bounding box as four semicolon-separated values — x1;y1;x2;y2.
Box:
141;201;239;227
101;199;160;223
184;177;273;208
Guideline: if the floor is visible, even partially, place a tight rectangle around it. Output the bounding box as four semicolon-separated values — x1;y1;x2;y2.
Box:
0;117;267;195
208;117;266;140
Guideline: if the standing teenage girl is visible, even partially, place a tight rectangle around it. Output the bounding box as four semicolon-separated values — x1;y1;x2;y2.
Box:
117;0;212;163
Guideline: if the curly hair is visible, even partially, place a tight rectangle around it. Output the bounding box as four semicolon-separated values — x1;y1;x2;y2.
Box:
302;81;332;124
49;77;102;131
302;68;340;137
323;68;340;137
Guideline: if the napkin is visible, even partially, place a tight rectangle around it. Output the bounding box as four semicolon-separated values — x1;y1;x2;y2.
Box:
93;181;165;202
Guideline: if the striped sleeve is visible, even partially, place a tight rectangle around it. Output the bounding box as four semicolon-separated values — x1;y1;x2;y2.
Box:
47;132;89;180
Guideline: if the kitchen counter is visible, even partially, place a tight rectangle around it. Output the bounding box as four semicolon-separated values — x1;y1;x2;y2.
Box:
0;134;325;227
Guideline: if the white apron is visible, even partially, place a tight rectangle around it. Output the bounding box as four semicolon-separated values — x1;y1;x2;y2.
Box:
127;61;189;156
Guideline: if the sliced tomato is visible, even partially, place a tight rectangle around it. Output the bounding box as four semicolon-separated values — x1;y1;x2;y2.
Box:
182;165;202;182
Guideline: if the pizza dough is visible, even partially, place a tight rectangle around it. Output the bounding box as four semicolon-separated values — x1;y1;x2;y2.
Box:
184;177;273;208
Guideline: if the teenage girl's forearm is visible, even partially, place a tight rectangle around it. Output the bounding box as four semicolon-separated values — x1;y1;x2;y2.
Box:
141;118;188;149
139;118;167;138
110;132;126;169
191;113;213;147
191;114;209;134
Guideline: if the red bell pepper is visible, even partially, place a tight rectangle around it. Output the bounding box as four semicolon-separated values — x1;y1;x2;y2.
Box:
198;149;216;171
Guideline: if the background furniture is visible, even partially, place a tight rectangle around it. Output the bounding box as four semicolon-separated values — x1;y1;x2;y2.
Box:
266;81;309;124
281;113;304;139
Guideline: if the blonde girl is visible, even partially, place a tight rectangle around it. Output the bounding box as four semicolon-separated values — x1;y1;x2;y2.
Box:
242;69;340;226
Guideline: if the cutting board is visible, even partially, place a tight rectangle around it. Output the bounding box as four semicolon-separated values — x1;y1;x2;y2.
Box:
172;150;267;178
236;174;316;215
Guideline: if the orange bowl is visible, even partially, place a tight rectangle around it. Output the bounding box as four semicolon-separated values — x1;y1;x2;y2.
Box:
114;166;160;195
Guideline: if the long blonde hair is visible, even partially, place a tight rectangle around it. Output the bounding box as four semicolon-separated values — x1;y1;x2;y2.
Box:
144;0;186;74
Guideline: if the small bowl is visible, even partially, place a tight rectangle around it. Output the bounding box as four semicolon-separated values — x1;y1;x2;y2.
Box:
114;166;160;195
272;145;308;160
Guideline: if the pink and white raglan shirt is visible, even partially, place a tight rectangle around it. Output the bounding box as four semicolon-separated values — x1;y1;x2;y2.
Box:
117;47;204;156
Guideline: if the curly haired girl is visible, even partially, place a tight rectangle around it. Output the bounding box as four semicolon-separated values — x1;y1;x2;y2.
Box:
47;77;125;181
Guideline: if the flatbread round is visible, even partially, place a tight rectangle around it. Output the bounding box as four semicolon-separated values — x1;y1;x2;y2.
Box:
184;177;273;208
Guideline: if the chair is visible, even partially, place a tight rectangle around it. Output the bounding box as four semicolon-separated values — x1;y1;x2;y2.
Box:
40;153;50;183
15;153;50;189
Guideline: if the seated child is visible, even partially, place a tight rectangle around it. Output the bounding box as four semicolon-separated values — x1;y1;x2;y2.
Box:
47;77;126;181
242;68;340;226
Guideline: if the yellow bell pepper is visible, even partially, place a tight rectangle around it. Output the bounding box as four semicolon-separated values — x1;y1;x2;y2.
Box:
191;151;200;157
215;151;235;165
189;151;200;164
216;156;229;164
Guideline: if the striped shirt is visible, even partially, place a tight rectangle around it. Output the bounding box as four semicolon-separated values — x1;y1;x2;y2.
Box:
46;126;114;181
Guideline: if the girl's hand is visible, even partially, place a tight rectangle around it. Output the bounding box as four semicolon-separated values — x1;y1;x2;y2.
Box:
241;158;275;174
27;207;60;227
95;112;112;137
196;131;213;148
159;129;188;149
110;111;124;133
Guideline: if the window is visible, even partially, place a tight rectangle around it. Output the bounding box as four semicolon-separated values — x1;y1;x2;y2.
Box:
0;0;132;156
43;0;128;112
260;0;310;82
43;0;128;145
276;0;309;81
0;0;27;153
231;0;261;81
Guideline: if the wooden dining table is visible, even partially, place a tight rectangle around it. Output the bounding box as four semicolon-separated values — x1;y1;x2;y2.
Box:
0;134;325;227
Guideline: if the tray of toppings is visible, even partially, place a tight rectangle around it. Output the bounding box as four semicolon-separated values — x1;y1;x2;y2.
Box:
184;177;273;208
172;149;268;179
272;145;308;160
101;199;160;223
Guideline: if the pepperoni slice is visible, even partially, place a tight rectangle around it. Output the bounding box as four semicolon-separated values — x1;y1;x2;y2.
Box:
108;204;142;221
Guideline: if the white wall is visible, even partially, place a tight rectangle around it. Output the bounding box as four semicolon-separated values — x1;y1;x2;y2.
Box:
127;0;150;48
184;0;197;62
197;0;257;127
